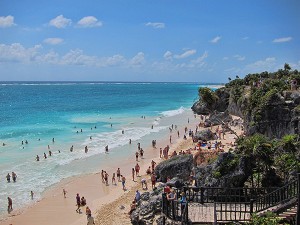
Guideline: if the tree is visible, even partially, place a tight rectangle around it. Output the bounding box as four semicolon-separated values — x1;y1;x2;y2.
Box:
198;87;218;108
284;63;291;71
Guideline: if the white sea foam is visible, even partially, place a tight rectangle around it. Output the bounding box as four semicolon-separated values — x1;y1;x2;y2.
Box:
160;106;186;117
56;125;167;166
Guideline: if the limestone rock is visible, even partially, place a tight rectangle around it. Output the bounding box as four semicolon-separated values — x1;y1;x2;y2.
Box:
195;129;215;141
154;154;193;182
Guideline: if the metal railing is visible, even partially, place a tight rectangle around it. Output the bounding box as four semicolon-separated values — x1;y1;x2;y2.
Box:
254;177;298;212
162;174;300;224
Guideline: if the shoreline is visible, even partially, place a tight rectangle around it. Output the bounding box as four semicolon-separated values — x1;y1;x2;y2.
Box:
0;110;200;225
1;110;242;225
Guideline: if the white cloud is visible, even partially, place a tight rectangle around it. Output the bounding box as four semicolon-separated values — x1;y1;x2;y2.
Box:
0;43;132;68
234;55;246;61
49;15;72;28
174;49;196;59
130;52;145;66
60;49;97;66
0;15;16;28
163;51;173;60
99;55;125;67
0;43;41;63
43;38;64;45
77;16;102;28
210;36;221;43
38;50;59;64
272;37;292;43
244;57;277;73
145;22;165;29
190;51;208;65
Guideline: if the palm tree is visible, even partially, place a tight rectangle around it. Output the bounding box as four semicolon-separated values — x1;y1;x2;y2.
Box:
236;75;240;79
228;77;232;81
284;63;291;71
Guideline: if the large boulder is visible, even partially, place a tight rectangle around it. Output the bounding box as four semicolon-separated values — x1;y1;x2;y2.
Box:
154;154;193;182
208;111;233;126
195;152;252;188
166;177;185;189
130;188;164;225
191;101;210;115
195;129;215;141
290;91;300;104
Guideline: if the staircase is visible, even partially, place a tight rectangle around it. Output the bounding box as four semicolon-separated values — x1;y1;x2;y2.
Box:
161;174;300;225
277;205;297;224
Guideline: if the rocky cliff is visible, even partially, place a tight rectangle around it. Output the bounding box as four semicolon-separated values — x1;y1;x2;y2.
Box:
192;73;300;139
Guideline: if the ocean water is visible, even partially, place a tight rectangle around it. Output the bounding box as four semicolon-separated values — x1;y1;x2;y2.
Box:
0;82;217;216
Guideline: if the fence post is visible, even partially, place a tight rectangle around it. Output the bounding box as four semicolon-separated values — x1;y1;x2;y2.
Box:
162;214;165;225
185;202;188;224
172;200;176;220
250;199;254;216
213;202;217;225
296;173;300;225
162;193;166;225
200;187;204;204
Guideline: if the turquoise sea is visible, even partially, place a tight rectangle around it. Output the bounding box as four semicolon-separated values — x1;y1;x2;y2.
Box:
0;82;218;215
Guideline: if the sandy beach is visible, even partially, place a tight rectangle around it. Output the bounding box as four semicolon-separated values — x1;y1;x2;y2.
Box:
0;112;242;225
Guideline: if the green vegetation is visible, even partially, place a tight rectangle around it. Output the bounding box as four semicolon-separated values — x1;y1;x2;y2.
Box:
198;87;219;110
203;65;300;187
222;65;300;126
246;212;283;225
212;154;239;178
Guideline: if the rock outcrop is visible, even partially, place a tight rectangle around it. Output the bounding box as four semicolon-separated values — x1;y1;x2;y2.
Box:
130;186;164;225
195;129;215;141
194;152;252;188
154;154;193;183
192;86;300;139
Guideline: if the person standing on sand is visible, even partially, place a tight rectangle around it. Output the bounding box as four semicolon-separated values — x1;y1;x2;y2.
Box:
135;151;139;161
151;160;156;172
117;168;121;181
7;197;12;213
135;163;140;177
121;175;126;191
76;193;81;213
151;173;156;189
112;173;116;185
104;172;109;185
140;148;144;158
63;189;67;198
132;168;135;181
85;206;91;218
135;190;141;202
101;170;105;183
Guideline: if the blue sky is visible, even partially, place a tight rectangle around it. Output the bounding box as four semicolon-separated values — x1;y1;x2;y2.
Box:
0;0;299;82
